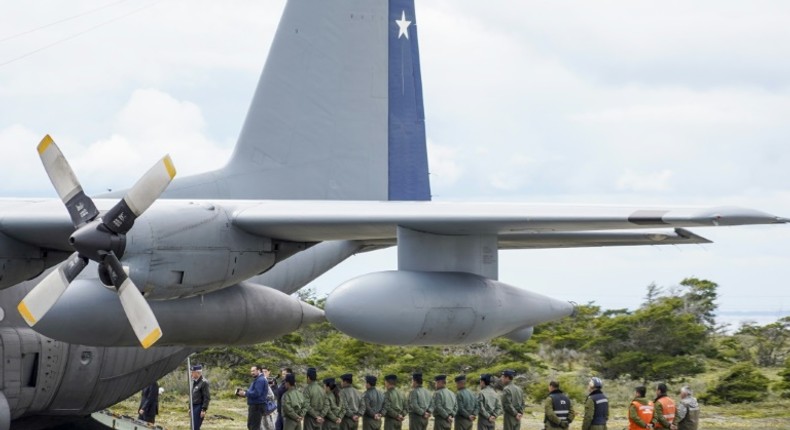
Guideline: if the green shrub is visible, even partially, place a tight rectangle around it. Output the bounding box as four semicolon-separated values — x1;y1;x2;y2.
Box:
701;363;770;404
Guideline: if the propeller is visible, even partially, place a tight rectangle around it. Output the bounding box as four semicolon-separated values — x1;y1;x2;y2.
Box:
17;135;175;349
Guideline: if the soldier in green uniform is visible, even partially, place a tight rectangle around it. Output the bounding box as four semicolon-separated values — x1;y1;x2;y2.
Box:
500;370;524;430
304;368;326;430
323;378;345;430
363;375;385;430
581;377;608;430
477;374;502;430
454;375;477;430
283;374;308;430
543;380;575;429
431;375;458;430
408;373;432;430
340;374;365;430
383;375;407;430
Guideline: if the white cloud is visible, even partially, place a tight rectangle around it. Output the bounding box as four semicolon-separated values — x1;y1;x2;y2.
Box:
1;1;788;320
74;89;232;194
0;89;231;195
427;140;463;189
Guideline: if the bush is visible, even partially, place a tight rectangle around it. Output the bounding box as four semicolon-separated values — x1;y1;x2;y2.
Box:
701;363;770;404
777;358;790;399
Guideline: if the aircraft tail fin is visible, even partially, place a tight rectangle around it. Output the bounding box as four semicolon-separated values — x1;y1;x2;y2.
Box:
166;0;430;201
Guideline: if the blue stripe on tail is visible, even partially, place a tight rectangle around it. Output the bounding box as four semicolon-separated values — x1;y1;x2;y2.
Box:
387;0;431;201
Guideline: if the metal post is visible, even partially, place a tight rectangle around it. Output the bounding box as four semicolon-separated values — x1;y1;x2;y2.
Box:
187;356;194;430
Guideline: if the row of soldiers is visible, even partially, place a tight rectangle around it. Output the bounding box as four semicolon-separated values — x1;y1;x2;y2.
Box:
278;369;616;430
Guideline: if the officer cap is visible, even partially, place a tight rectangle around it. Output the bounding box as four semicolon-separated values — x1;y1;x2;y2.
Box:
412;373;423;383
434;374;447;382
480;374;492;384
365;375;377;386
501;370;516;378
454;375;466;382
285;374;296;384
323;377;336;386
341;373;353;383
191;365;203;371
307;367;317;379
385;374;397;382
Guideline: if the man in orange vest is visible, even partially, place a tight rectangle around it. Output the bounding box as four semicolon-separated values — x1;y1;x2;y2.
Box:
628;386;654;430
652;383;676;429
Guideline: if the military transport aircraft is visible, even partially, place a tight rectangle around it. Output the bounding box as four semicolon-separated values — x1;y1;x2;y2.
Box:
0;0;786;428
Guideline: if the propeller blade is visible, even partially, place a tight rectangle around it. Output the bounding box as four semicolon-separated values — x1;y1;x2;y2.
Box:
17;253;88;326
102;155;176;234
103;252;162;349
37;135;99;228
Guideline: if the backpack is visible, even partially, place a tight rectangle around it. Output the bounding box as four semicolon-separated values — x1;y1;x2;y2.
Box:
265;385;278;415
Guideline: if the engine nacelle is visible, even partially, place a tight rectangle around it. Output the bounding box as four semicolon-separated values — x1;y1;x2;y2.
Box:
0;233;69;290
325;271;573;345
503;326;534;343
33;279;324;346
122;202;279;299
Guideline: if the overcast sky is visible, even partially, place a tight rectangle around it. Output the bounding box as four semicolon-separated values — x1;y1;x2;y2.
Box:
1;0;789;328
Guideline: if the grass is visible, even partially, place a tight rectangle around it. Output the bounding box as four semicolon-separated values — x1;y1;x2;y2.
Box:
108;394;790;430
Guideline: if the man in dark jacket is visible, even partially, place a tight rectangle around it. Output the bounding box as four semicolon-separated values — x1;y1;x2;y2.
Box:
190;365;211;430
581;377;608;430
543;381;574;429
137;381;159;424
240;365;270;430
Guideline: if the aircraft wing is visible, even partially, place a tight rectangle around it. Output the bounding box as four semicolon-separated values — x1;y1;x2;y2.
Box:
231;201;787;242
495;228;712;249
0;199;785;251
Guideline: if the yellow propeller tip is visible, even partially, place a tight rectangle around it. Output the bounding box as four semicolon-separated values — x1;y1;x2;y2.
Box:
17;301;37;326
37;135;54;155
163;155;176;179
141;327;163;349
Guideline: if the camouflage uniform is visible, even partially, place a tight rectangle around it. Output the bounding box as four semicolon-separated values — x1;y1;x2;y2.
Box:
324;391;346;430
581;389;608;430
500;382;524;430
283;388;308;430
431;387;457;430
363;387;385;430
672;396;699;430
304;381;326;430
383;387;407;430
340;385;365;430
408;386;432;430
543;390;575;429
454;387;478;430
476;386;502;430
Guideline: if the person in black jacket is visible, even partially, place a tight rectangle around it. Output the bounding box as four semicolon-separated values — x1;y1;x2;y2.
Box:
138;381;159;424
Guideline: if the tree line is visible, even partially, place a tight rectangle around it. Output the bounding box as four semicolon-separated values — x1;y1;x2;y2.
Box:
195;278;790;404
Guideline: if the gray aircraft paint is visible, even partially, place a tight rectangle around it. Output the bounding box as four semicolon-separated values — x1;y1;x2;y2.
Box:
0;0;786;428
325;270;574;345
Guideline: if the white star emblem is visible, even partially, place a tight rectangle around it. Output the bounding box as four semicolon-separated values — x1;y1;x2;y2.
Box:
395;10;411;39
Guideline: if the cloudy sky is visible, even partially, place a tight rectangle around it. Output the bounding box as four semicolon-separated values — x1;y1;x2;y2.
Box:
1;0;789;327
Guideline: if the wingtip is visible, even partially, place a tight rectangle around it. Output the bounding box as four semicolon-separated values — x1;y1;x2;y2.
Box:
37;135;54;155
17;301;37;326
140;327;163;349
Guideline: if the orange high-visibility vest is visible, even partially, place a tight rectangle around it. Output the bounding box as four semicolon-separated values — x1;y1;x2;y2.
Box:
655;397;676;428
629;401;654;430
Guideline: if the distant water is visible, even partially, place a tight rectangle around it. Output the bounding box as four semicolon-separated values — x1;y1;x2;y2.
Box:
717;310;789;331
